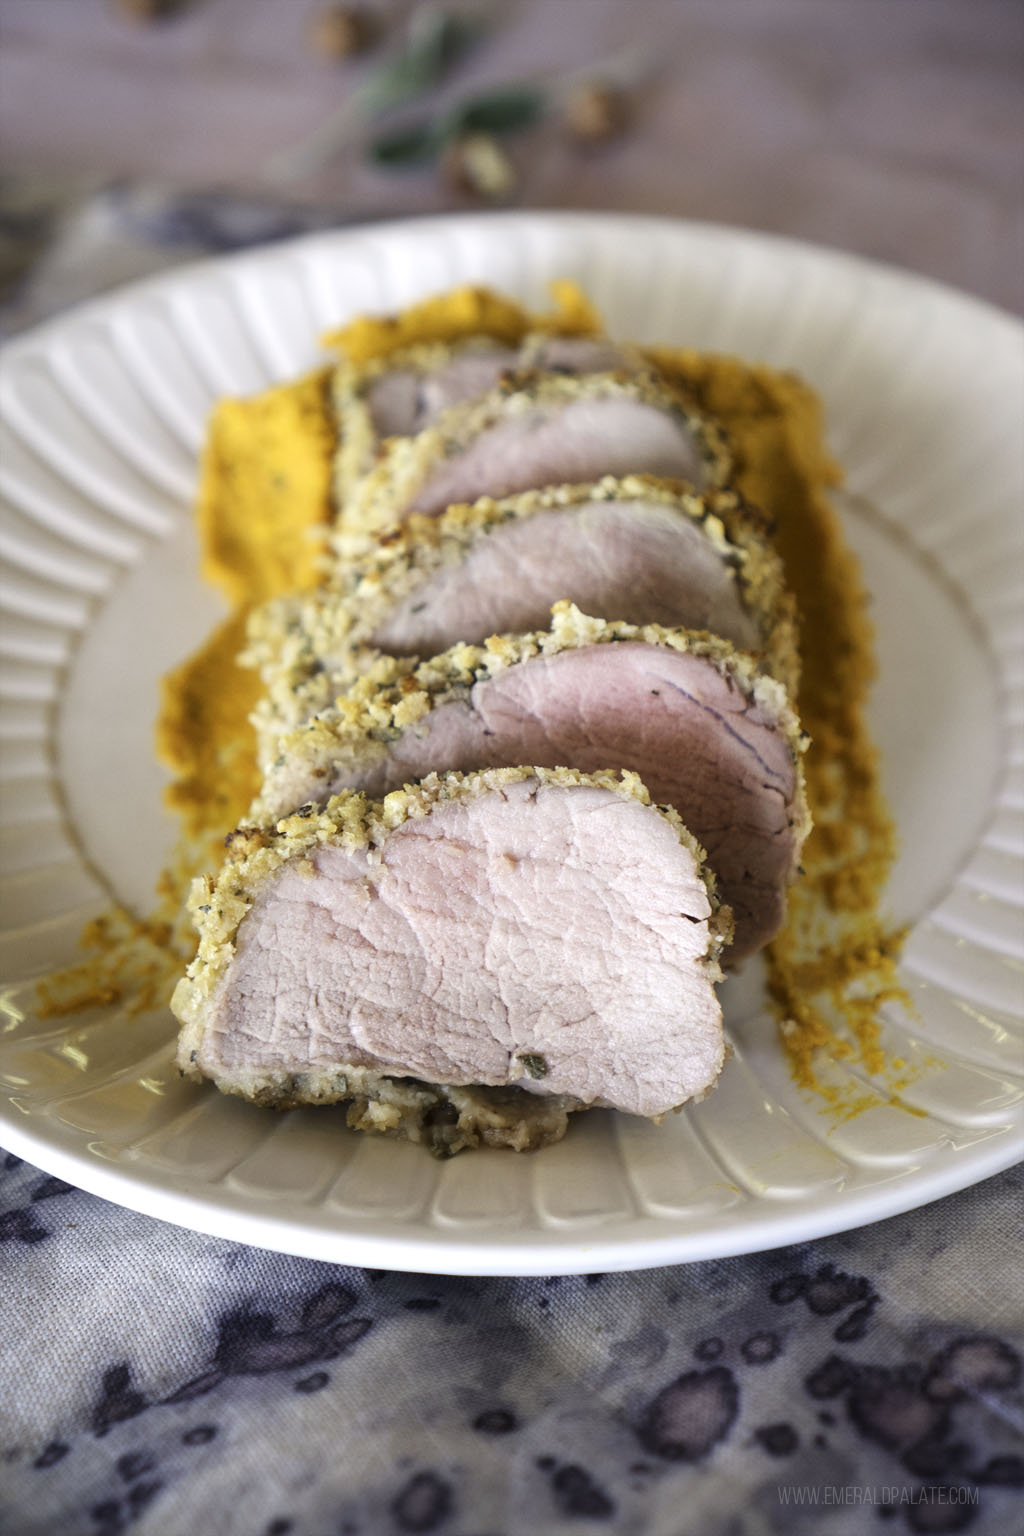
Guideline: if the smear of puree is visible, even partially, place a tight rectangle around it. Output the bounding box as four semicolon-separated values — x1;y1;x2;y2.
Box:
649;348;909;1103
36;369;336;1013
39;283;909;1108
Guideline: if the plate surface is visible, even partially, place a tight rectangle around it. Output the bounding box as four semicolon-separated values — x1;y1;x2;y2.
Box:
1;213;1022;1275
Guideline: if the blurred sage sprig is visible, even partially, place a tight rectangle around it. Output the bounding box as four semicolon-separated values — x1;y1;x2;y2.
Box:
267;6;654;185
266;5;483;181
369;83;546;167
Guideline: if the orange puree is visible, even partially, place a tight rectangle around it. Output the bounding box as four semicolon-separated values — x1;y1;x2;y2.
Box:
155;368;337;853
322;280;600;366
650;348;907;1096
196;367;336;606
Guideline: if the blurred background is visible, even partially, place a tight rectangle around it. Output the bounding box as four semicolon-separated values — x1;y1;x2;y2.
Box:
1;0;1022;333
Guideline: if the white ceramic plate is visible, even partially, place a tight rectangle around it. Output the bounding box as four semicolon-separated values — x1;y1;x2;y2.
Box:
1;214;1021;1276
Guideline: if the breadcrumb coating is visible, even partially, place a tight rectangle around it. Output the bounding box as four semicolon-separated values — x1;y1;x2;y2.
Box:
243;475;799;760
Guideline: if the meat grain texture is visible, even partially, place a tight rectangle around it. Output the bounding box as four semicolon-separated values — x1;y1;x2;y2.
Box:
175;768;731;1127
333;368;730;546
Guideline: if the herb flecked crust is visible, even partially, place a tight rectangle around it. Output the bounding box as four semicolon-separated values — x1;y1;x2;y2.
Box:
255;599;811;852
243;473;799;761
332;365;733;546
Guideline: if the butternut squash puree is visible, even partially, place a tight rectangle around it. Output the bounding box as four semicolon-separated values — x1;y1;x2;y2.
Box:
321;279;601;365
650;349;908;1097
42;284;909;1110
156;610;264;853
195;367;336;606
155;368;337;852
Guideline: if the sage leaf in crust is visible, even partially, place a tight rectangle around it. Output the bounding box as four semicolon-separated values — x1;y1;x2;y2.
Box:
517;1052;549;1080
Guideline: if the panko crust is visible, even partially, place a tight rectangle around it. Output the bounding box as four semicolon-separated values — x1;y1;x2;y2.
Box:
255;601;811;854
332;367;733;547
243;475;800;762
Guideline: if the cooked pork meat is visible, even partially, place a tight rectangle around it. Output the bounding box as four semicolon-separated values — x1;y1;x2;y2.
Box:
333;372;730;546
174;768;730;1124
245;477;798;759
362;334;634;439
334;333;640;499
363;345;515;442
258;606;809;962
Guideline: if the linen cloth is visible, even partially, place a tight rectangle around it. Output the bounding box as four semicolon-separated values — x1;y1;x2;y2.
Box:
0;174;1022;1536
1;1144;1021;1536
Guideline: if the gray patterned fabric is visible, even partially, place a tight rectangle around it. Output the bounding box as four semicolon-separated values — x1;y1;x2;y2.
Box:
2;1151;1022;1535
1;184;1021;1535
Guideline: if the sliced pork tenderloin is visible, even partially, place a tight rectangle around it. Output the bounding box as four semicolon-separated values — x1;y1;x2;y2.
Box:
245;477;799;759
174;767;731;1132
339;331;638;494
258;605;810;963
333;371;731;548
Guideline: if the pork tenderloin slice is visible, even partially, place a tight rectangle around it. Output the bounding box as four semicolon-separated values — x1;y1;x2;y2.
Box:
365;346;515;441
334;372;730;544
364;334;633;440
174;767;730;1122
335;333;640;500
372;494;761;655
244;477;798;759
259;606;810;963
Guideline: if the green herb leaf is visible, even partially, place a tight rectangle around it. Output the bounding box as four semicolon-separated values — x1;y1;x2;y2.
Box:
358;7;482;116
368;119;444;167
517;1052;549;1080
368;82;547;171
451;85;545;136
